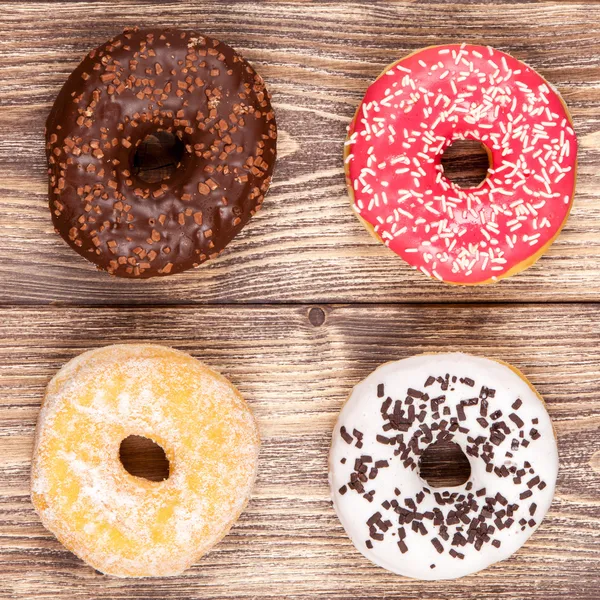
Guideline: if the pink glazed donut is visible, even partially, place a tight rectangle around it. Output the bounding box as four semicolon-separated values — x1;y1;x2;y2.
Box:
345;44;577;285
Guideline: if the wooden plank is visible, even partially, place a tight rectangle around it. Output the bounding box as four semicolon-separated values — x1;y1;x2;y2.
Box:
0;304;598;599
0;2;599;304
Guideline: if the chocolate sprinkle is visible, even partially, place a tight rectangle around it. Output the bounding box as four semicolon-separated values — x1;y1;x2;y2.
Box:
340;426;353;444
431;538;444;553
509;413;525;428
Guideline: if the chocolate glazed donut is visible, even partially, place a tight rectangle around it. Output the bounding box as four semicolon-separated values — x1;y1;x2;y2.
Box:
46;27;277;278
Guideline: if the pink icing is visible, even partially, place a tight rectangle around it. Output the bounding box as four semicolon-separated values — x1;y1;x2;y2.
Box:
346;44;577;284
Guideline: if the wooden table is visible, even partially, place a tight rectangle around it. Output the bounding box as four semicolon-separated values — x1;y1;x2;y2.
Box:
0;2;599;599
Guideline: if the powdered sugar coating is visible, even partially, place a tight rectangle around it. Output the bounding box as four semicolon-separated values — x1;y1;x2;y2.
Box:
346;44;577;284
31;344;260;577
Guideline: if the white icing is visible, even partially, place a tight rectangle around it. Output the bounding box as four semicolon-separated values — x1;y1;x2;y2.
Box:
329;353;558;580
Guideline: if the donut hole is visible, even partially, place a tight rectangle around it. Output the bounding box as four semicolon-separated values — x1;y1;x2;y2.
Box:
441;139;491;189
419;440;471;488
119;435;170;482
132;130;185;184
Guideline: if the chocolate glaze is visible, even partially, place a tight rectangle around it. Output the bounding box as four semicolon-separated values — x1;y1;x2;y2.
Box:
46;27;277;278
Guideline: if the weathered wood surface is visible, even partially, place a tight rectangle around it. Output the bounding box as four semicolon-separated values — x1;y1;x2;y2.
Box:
0;1;600;304
0;2;599;599
0;305;599;599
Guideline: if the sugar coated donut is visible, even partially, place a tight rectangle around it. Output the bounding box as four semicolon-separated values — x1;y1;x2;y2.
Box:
46;27;277;278
31;344;260;577
329;353;558;580
345;44;577;284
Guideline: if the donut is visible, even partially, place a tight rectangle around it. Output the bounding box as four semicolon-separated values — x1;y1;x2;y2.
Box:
329;353;558;580
345;44;577;284
46;27;277;278
31;344;260;577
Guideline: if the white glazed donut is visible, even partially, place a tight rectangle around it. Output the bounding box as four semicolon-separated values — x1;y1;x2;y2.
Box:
329;353;558;580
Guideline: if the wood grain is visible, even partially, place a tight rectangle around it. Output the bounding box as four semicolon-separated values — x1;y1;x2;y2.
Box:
0;1;599;304
119;435;171;482
0;305;599;599
0;2;599;599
